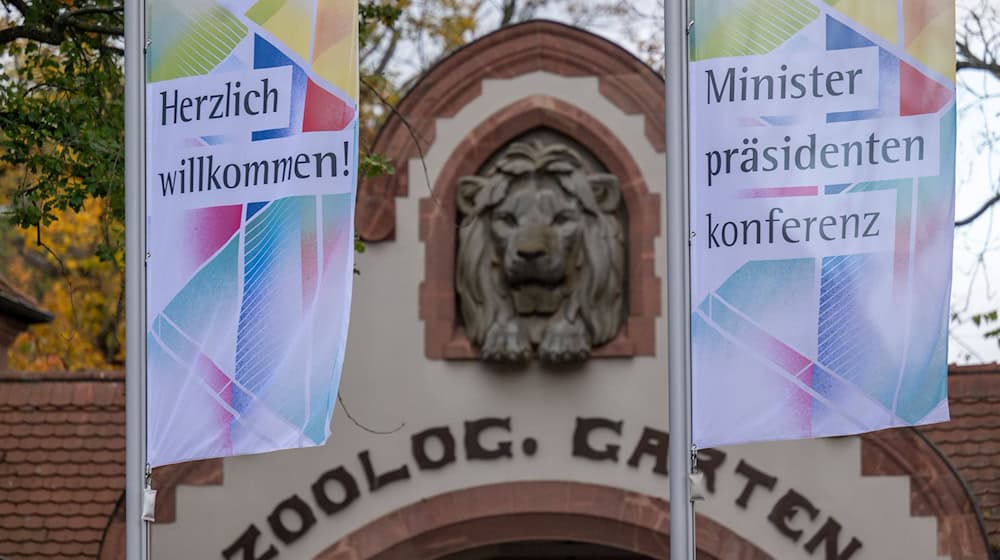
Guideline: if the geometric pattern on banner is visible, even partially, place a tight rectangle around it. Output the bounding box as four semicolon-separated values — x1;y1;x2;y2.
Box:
303;79;355;132
249;0;314;61
825;18;897;123
312;0;358;99
902;0;955;80
181;205;244;276
147;1;247;82
245;0;357;98
826;0;954;80
899;61;953;116
252;34;307;140
147;193;354;465
824;0;898;45
690;0;819;61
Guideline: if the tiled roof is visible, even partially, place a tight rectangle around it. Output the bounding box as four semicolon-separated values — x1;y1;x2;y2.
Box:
0;370;124;560
925;364;1000;555
0;277;51;325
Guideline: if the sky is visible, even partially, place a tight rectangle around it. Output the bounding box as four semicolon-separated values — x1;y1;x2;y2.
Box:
947;0;1000;364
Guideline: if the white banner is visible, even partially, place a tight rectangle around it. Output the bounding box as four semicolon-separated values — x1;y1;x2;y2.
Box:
689;0;955;447
145;0;359;467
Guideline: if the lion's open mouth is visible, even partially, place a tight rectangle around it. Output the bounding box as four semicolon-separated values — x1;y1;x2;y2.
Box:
510;281;565;314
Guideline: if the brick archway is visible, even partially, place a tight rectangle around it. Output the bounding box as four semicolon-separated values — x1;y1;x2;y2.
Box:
314;481;770;560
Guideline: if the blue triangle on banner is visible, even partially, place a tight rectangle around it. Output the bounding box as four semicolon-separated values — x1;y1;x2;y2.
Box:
246;202;268;220
826;16;875;50
251;34;306;141
253;34;294;69
824;184;851;194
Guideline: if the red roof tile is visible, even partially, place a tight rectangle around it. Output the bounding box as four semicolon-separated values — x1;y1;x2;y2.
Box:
0;275;51;325
923;364;1000;554
0;370;124;560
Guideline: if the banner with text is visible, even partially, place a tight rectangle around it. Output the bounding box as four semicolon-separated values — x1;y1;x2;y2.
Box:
689;1;955;447
145;0;358;466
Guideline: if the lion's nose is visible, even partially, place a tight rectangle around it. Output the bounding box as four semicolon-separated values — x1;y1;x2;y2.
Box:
517;248;546;260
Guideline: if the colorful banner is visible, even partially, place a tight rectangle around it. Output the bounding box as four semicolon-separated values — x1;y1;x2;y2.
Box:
689;1;955;447
145;0;358;466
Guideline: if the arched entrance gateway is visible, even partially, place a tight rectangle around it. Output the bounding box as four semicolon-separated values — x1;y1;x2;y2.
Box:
141;20;994;560
313;482;770;560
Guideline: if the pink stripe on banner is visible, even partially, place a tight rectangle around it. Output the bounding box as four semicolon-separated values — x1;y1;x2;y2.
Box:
738;186;818;199
706;294;814;431
888;185;912;303
194;353;233;454
709;295;812;375
762;334;813;375
738;117;767;127
302;231;318;307
797;363;813;385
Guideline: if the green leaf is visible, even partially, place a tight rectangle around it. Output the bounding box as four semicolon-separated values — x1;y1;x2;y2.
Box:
359;152;395;178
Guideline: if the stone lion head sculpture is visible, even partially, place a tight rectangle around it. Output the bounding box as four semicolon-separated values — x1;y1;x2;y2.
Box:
456;140;625;363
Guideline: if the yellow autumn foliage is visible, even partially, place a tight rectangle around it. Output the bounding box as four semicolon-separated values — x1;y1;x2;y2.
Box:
5;197;124;371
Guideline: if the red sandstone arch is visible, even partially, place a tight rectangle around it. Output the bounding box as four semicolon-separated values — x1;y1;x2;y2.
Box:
357;20;664;242
861;428;992;559
313;481;770;560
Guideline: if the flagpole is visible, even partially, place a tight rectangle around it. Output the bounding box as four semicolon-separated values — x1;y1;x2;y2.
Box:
125;0;149;556
666;0;694;558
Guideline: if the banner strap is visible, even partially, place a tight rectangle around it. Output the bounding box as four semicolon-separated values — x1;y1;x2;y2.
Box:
689;445;706;502
141;464;156;522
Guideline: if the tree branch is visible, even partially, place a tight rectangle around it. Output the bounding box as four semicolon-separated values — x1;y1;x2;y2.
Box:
0;25;64;46
957;40;1000;80
956;192;1000;227
0;3;124;48
361;76;433;194
337;394;404;435
2;0;31;16
64;22;124;36
500;0;517;26
372;29;400;77
56;5;123;22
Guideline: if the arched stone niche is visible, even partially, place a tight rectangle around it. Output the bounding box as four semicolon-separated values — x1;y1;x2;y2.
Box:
419;95;660;360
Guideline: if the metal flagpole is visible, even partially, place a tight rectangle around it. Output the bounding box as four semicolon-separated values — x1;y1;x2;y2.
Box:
666;0;694;559
125;0;149;556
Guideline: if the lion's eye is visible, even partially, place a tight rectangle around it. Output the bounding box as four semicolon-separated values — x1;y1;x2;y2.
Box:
552;211;575;225
495;212;517;226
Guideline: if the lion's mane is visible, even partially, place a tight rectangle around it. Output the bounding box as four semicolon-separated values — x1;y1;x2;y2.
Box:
456;141;625;354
